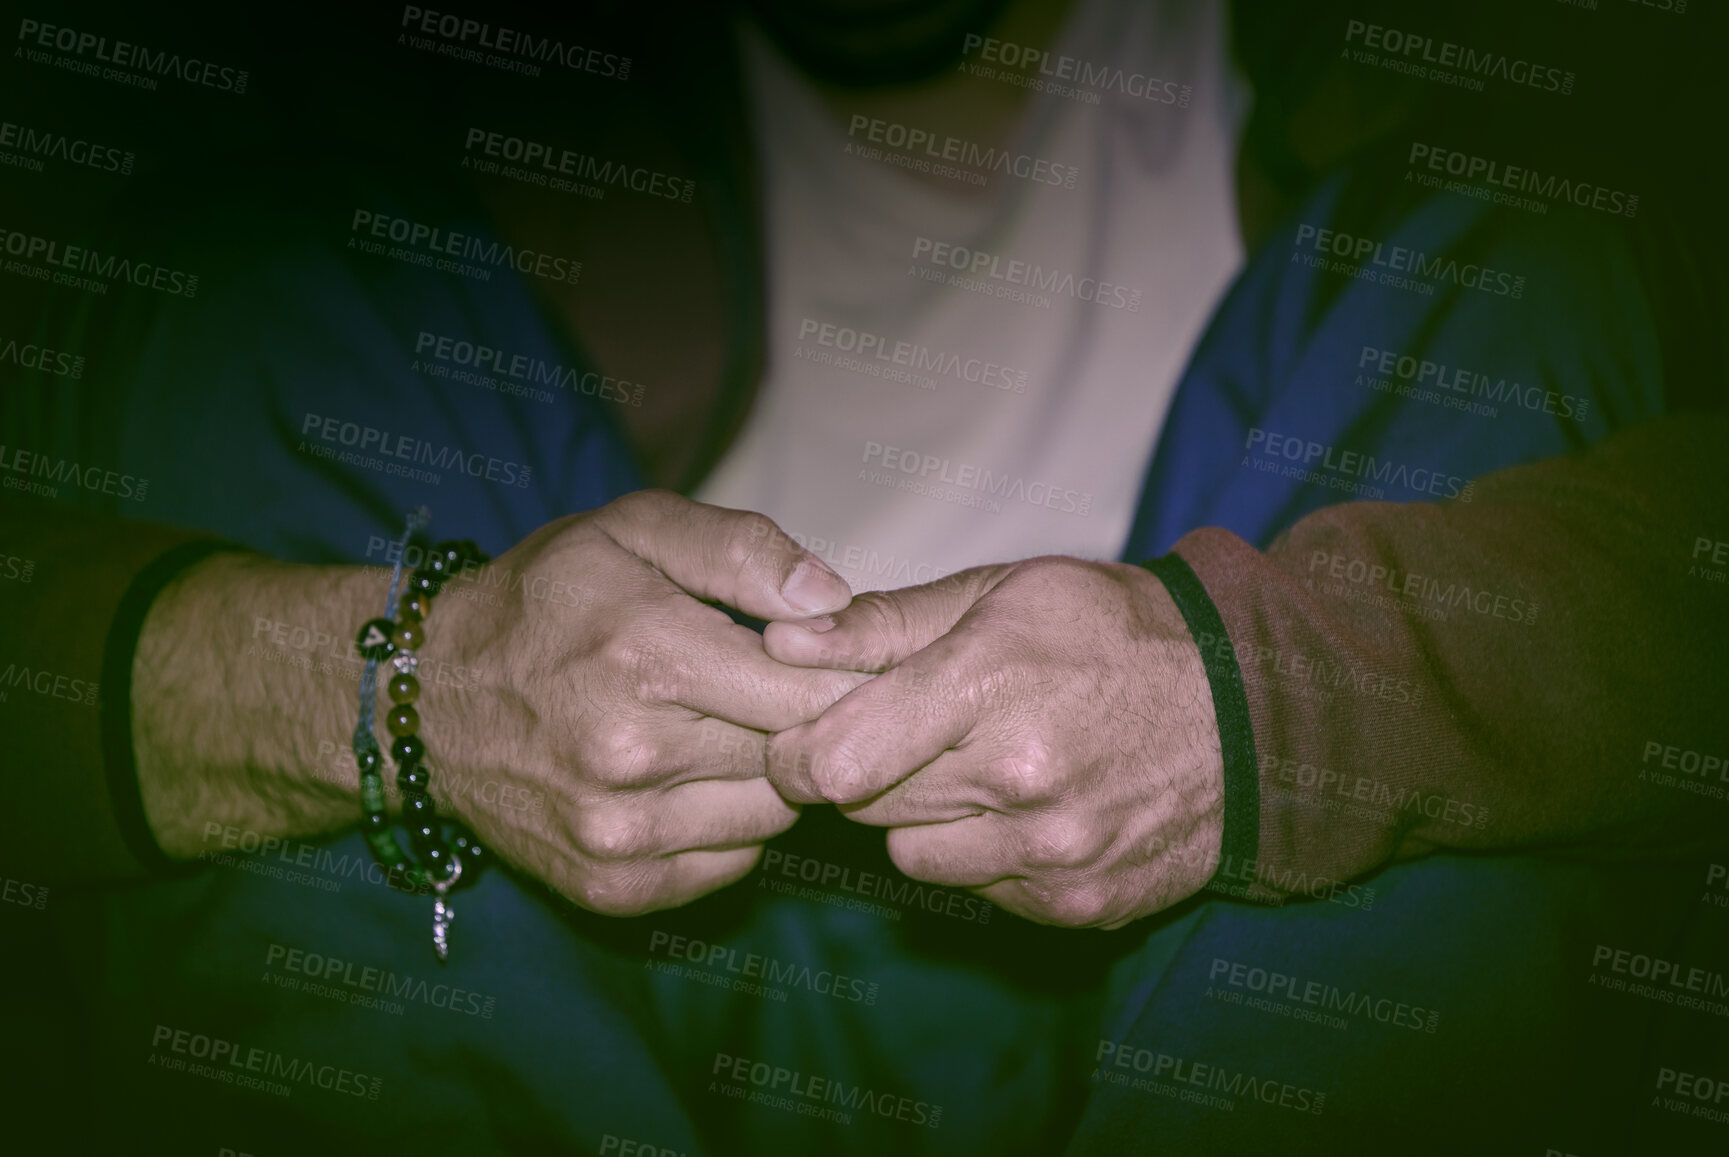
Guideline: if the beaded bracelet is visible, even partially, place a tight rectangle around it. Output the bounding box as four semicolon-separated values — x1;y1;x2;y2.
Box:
351;508;489;962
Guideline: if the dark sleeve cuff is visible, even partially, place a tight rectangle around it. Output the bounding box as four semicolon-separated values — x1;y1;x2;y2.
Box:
100;540;246;877
1140;552;1260;895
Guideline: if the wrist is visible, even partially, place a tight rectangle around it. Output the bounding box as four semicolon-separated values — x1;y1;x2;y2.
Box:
134;552;387;857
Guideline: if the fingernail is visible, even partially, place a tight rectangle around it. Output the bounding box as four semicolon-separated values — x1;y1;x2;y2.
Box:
797;615;837;634
781;559;849;614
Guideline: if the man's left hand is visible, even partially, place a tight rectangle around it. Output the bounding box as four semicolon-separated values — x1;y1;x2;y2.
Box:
763;556;1224;929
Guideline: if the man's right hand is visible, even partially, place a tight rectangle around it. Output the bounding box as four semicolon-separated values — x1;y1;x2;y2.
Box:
421;490;868;916
134;491;864;917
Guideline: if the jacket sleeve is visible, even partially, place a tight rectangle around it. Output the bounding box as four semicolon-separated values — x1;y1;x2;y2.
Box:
0;497;233;882
1149;412;1729;904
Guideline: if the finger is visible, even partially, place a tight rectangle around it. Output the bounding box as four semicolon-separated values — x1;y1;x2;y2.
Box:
767;631;985;805
649;618;875;732
595;489;853;620
596;715;767;790
656;777;800;854
834;748;983;826
568;846;766;916
884;814;1017;889
763;565;1008;671
565;781;793;864
653;846;769;908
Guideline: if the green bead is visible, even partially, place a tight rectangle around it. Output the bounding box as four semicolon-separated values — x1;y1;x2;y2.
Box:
393;620;425;650
386;703;420;737
360;774;386;812
388;673;420;704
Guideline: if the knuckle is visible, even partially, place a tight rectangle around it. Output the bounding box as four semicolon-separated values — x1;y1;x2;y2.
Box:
574;808;654;861
570;869;653;917
813;742;876;803
983;748;1057;808
1037;882;1111;928
616;488;679;520
1018;812;1095;872
580;726;661;787
720;512;784;574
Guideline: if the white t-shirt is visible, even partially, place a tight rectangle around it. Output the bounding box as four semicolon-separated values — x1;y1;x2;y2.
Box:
696;0;1248;590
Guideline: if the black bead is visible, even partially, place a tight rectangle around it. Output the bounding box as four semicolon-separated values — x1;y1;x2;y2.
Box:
409;822;443;849
407;568;444;597
423;546;458;578
362;810;390;832
397;766;431;793
354;618;397;660
452;832;486;870
403;791;435;819
355;746;382;774
391;735;425;766
434;539;486;567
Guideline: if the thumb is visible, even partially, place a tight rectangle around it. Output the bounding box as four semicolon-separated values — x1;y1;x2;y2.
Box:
593;490;854;620
763;564;1010;672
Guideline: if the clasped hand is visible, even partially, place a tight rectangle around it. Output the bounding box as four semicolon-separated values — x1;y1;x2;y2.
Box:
426;494;1222;929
